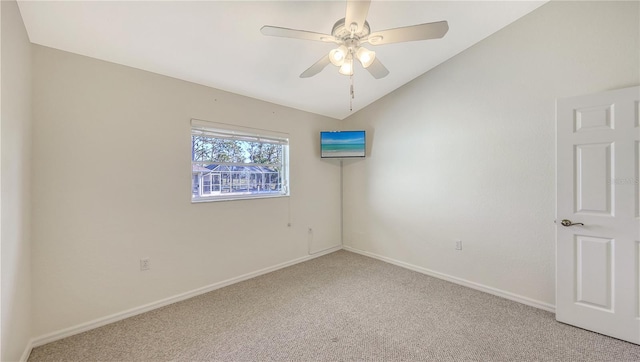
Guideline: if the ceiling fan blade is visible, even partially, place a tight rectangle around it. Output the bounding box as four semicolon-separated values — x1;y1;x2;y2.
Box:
345;0;371;33
261;26;337;43
368;21;449;45
366;58;389;79
300;55;332;78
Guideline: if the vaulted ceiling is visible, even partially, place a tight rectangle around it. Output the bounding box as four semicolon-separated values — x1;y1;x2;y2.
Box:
17;0;547;120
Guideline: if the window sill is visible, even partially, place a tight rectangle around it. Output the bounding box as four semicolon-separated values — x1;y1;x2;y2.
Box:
191;193;289;203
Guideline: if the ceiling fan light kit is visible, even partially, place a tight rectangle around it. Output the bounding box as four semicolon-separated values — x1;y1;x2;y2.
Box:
260;0;449;109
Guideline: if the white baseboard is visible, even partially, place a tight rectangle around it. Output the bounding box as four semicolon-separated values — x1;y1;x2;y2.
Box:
20;338;35;362
32;246;342;348
343;245;555;313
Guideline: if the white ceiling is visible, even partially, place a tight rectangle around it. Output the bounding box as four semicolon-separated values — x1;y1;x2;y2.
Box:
17;0;547;120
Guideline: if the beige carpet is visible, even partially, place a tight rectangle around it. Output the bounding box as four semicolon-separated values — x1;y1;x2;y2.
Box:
29;250;640;361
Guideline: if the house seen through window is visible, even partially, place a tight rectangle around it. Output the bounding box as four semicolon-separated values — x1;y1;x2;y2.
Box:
191;122;289;202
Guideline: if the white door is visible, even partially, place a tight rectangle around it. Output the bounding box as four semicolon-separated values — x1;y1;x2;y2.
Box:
556;86;640;344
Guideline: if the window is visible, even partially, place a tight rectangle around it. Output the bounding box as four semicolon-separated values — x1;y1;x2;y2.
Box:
191;120;289;202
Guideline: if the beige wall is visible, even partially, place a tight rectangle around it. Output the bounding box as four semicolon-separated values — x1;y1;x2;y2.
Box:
342;1;639;307
1;0;33;360
31;45;342;337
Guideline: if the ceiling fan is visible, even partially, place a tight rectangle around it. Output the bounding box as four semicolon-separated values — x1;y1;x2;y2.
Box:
260;0;449;79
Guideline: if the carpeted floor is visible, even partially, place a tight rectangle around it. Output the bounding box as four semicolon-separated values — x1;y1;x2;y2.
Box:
28;250;640;361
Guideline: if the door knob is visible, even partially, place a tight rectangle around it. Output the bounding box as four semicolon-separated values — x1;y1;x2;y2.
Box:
560;219;584;227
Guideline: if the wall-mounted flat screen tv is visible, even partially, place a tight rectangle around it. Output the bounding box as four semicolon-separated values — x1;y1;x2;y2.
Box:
320;130;366;158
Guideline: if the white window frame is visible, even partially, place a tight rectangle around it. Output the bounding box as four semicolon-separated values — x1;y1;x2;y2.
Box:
191;119;290;203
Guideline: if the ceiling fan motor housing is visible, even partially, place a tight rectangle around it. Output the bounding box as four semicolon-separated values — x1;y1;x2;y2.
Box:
332;18;371;44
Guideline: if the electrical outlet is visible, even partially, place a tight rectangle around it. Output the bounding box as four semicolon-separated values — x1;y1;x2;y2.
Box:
140;258;150;271
455;240;463;251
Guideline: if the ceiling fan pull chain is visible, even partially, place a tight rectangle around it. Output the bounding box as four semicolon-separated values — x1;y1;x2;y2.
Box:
349;74;355;111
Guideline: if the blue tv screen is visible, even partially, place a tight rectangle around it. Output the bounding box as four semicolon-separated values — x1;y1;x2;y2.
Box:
320;130;366;158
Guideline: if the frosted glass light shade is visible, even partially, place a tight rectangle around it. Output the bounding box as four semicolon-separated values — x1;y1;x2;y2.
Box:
338;58;353;75
329;45;348;66
356;47;376;68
